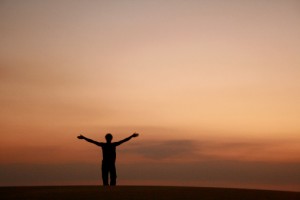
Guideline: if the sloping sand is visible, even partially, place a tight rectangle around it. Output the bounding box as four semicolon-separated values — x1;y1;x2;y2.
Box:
1;186;299;200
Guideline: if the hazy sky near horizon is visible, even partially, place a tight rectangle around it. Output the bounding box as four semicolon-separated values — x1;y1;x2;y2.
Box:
1;0;300;191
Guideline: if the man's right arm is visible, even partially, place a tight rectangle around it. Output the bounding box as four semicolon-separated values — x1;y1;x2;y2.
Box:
77;134;103;146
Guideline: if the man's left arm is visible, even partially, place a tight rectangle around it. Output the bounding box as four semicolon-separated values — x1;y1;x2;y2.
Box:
115;133;139;146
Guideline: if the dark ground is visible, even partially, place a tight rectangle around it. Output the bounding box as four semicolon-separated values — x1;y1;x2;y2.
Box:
1;186;299;200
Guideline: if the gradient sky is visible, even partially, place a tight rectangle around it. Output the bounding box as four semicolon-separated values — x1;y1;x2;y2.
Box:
1;0;300;191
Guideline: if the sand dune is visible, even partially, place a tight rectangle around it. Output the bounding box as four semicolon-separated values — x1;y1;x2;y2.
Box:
1;186;299;200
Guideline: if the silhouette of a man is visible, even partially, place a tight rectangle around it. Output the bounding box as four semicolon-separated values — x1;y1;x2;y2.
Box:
77;133;139;186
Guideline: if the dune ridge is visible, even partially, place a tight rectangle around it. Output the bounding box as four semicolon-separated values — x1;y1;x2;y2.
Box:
1;185;300;200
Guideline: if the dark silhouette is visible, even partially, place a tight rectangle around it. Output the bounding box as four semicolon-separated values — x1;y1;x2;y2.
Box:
77;132;139;186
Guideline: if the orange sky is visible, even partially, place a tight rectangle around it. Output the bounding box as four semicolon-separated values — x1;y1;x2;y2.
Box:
1;0;300;191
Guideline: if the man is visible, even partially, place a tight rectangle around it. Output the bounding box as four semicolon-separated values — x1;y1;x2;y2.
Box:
77;132;139;186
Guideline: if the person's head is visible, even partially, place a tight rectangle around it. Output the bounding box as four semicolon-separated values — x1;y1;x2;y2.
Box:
105;133;113;143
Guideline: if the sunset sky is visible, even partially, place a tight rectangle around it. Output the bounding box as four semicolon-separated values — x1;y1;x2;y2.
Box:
1;0;300;191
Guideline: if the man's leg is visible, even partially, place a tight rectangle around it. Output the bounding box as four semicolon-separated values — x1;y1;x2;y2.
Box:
110;163;117;186
102;162;109;186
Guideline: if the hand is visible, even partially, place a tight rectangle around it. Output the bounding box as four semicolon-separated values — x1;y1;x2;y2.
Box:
77;134;85;139
132;133;139;137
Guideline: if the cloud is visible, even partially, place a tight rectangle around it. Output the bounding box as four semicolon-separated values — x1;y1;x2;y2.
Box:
196;140;269;155
196;140;300;162
122;140;198;160
121;139;300;162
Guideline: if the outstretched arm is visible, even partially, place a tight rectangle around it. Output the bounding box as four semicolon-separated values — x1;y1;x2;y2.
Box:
115;133;139;146
77;134;103;146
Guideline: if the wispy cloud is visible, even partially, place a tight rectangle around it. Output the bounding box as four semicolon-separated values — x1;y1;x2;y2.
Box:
122;139;300;162
123;140;198;160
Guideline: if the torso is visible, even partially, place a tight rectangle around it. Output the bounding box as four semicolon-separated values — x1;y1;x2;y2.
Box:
101;143;117;163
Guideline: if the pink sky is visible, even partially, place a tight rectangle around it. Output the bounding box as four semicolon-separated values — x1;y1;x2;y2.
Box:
1;0;300;191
